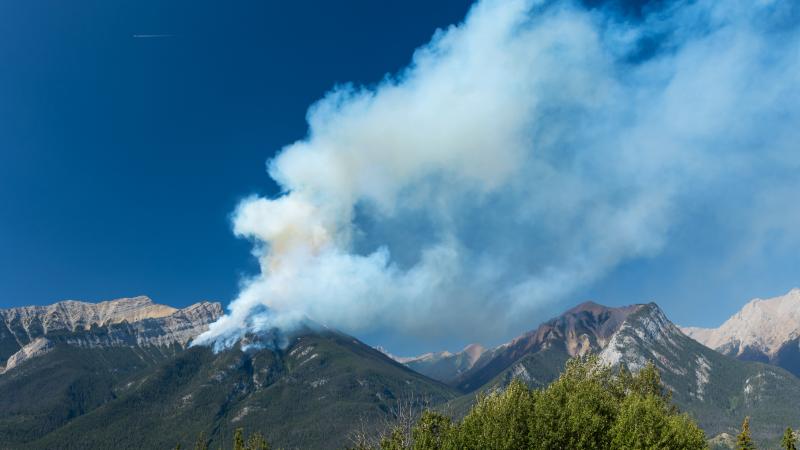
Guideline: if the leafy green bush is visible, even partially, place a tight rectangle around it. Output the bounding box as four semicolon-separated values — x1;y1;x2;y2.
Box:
373;355;708;450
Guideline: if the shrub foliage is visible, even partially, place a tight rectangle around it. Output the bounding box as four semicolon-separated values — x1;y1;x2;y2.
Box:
371;355;708;450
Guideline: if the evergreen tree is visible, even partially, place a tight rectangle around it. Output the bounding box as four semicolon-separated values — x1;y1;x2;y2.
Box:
246;431;271;450
528;355;620;450
737;417;756;450
629;361;664;398
234;428;246;450
458;379;535;450
194;431;209;450
610;394;705;449
411;411;454;450
380;427;407;450
782;427;797;450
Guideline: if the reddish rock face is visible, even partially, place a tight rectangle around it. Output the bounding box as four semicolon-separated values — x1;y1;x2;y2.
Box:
453;301;643;391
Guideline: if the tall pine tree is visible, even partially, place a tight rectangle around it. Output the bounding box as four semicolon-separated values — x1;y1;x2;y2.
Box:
782;427;797;450
246;431;271;450
234;428;245;450
194;431;209;450
737;417;756;450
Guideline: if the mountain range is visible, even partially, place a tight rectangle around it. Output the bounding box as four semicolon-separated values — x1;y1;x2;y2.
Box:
0;296;221;374
391;343;487;385
388;291;800;448
2;290;800;448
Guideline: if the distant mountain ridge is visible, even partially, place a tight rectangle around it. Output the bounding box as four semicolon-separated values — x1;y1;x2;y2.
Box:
0;296;223;372
682;288;800;376
388;343;488;384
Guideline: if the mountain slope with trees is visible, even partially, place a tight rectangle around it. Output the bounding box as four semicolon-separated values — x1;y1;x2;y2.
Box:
9;329;458;450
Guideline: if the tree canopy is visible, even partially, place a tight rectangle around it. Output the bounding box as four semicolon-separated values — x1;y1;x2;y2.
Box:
371;356;708;450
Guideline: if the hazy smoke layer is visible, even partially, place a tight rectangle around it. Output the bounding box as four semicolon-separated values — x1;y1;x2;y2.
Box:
194;0;800;350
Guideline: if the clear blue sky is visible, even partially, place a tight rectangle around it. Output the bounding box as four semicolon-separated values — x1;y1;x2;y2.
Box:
0;0;474;307
1;0;798;355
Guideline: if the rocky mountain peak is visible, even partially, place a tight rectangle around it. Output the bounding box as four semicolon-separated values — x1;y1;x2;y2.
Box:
565;300;608;314
0;295;180;337
599;302;683;371
449;301;644;391
681;288;800;358
506;301;643;358
0;297;224;371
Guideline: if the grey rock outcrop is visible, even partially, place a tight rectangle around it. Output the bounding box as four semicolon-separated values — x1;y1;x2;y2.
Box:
0;296;223;371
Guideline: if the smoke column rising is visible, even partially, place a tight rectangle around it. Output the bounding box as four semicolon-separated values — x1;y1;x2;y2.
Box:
193;0;800;350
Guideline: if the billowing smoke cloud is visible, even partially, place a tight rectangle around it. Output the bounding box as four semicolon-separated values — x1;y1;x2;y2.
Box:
194;0;800;350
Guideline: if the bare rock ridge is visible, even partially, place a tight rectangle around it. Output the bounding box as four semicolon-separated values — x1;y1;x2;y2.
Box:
1;296;177;336
682;288;800;354
509;300;643;357
599;303;693;374
386;301;644;387
681;288;800;375
0;337;55;374
0;296;223;372
453;301;643;390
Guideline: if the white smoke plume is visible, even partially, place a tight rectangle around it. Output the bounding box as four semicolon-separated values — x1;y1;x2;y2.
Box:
194;0;800;350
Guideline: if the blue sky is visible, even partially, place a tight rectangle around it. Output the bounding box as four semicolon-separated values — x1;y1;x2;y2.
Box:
0;0;472;307
2;0;799;355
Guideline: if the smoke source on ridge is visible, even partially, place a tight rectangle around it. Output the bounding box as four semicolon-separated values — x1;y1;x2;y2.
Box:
193;0;800;351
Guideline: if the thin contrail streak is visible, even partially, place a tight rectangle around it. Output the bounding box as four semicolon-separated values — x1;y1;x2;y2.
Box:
133;34;174;38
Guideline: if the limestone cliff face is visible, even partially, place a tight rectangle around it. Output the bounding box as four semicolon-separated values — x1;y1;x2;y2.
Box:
0;337;55;374
1;296;176;337
0;296;223;371
682;288;800;358
681;288;800;377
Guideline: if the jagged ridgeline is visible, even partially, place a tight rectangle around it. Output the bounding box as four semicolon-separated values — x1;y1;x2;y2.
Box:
2;296;800;449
